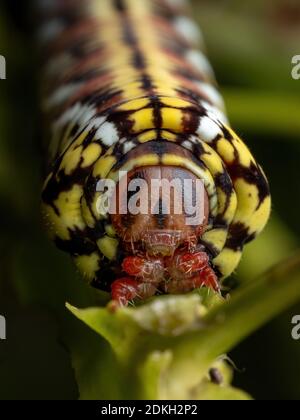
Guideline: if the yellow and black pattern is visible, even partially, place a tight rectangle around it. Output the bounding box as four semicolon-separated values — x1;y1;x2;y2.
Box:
38;0;271;292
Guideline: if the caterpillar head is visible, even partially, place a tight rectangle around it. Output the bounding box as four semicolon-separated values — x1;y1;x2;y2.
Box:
110;165;209;257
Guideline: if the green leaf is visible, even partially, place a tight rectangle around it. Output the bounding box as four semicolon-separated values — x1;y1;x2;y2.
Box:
223;89;300;139
193;382;252;401
67;253;300;399
237;215;298;282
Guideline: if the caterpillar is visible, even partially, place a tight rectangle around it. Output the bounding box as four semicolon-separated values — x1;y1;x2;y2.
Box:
37;0;271;306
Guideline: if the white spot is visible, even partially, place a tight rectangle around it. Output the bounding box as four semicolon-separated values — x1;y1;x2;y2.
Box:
78;105;98;127
86;116;106;132
186;50;214;77
195;82;225;110
123;141;136;154
203;101;229;125
196;116;222;143
44;83;83;110
53;103;97;131
37;19;65;44
95;121;119;146
181;140;193;151
54;103;81;128
173;16;203;45
188;135;199;144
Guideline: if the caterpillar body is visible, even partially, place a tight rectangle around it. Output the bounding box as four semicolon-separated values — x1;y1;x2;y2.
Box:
38;0;271;306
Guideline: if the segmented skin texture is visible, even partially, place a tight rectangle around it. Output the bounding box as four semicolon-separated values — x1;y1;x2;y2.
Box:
38;0;271;295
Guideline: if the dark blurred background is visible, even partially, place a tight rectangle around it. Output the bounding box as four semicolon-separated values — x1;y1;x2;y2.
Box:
0;0;300;400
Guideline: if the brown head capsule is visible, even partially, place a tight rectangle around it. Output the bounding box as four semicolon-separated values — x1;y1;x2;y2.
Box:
111;165;210;257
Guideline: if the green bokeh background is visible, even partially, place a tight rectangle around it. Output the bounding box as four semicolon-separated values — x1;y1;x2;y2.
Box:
0;0;300;400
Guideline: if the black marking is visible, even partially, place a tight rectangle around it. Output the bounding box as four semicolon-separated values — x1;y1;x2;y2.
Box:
92;266;117;292
55;228;97;256
176;87;211;108
155;198;168;230
42;162;91;209
162;42;187;56
209;368;223;385
222;276;241;291
84;175;99;205
213;216;229;230
133;50;146;69
149;140;168;157
69;39;104;59
68;68;105;84
199;238;221;259
81;129;98;148
226;222;250;251
123;21;137;45
114;0;126;12
91;88;123;108
228;161;270;207
182;109;201;134
118;2;156;97
152;97;163;134
92;248;126;292
245;232;256;245
69;123;80;138
173;68;205;83
87;222;106;241
141;74;154;91
214;171;234;215
107;111;135;137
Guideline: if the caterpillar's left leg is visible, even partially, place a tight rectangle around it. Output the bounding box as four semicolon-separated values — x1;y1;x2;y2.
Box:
111;255;165;306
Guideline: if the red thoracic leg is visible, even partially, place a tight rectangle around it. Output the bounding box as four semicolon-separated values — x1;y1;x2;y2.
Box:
122;256;165;282
176;251;209;275
199;266;220;292
176;251;220;291
164;250;220;294
111;277;158;306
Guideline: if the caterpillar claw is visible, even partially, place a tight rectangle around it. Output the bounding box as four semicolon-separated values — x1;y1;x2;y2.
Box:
111;278;140;307
198;267;221;293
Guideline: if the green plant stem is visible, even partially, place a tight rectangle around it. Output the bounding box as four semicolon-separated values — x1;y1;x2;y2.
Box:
159;253;300;397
